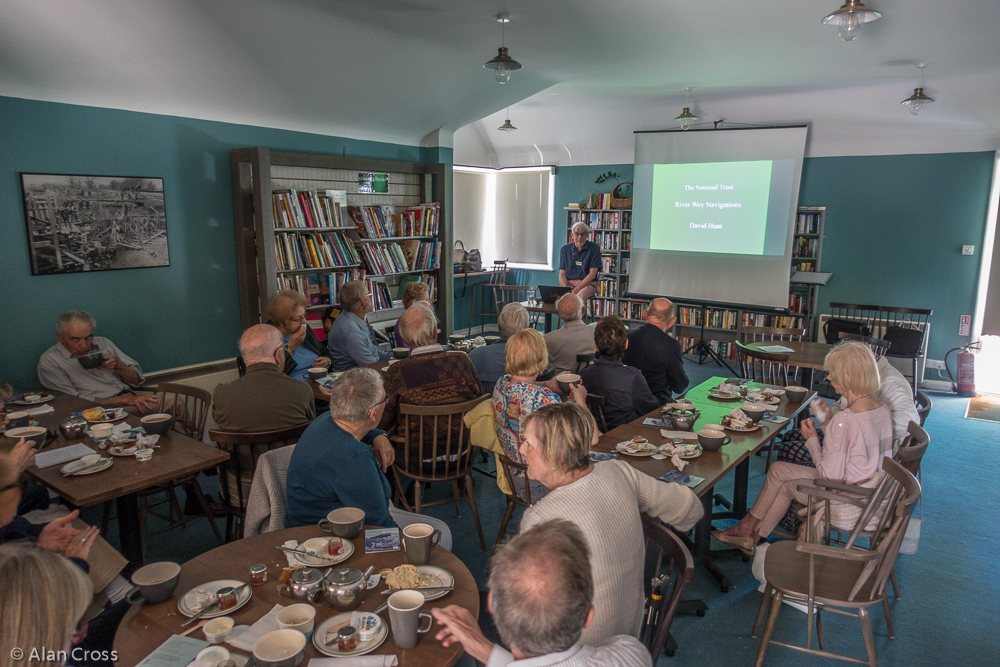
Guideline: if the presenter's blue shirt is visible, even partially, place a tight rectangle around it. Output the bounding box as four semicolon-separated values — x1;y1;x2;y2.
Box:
284;414;396;529
559;240;601;281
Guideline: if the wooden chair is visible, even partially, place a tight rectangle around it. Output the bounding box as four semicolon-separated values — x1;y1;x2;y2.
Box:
209;423;310;541
468;261;508;335
824;303;880;344
390;395;489;551
878;307;933;398
586;393;608;432
576;352;596;373
494;454;534;555
741;326;807;384
837;331;892;358
735;341;791;386
492;285;540;328
640;514;696;659
914;390;932;427
751;458;920;667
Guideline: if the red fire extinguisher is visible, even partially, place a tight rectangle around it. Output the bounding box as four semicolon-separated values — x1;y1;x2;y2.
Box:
956;347;976;397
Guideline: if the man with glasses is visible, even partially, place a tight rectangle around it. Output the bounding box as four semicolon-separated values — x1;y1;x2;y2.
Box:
213;324;315;432
327;280;391;372
37;310;160;411
558;222;601;301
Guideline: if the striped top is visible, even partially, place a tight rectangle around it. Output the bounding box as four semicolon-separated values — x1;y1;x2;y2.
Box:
521;461;702;645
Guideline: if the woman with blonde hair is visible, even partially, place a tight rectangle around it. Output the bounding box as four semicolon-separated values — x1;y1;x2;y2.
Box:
714;340;893;554
268;289;331;379
492;328;586;499
0;543;93;667
393;281;431;350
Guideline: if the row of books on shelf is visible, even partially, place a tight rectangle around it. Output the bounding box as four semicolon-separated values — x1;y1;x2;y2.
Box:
795;212;822;234
741;312;805;328
595;279;619;299
620;300;649;321
273;189;346;229
795;261;818;271
600;255;618;274
572;230;631;251
788;292;813;315
277;268;366;307
676;337;739;361
793;237;819;259
675;307;740;330
274;232;361;272
568;210;632;229
590;298;619;318
358;240;439;276
348;204;441;239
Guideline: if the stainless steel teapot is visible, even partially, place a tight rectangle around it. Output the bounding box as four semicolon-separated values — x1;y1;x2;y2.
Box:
321;565;374;611
276;567;324;603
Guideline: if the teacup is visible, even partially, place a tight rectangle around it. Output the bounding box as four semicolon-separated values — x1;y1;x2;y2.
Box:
392;347;410;359
388;590;433;649
4;426;46;448
277;603;316;638
785;386;809;403
253;629;306;667
556;373;581;394
141;413;173;436
402;523;442;566
484;335;501;345
126;561;181;604
307;367;328;381
78;352;104;370
742;405;766;423
195;646;230;667
91;423;114;440
6;411;29;428
697;429;731;452
318;506;365;539
448;334;464;344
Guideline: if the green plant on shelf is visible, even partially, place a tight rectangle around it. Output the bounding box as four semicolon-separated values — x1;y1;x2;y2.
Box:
594;171;632;199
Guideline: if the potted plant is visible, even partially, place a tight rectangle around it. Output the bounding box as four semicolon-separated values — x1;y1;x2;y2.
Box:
594;172;633;209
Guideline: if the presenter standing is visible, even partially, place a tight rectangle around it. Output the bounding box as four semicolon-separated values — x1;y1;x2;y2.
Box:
559;222;601;300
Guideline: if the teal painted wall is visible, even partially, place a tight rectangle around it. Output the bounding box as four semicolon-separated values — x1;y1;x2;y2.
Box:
0;96;447;389
531;154;993;361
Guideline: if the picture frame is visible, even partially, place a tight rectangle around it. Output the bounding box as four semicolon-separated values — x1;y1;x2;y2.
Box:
20;173;170;275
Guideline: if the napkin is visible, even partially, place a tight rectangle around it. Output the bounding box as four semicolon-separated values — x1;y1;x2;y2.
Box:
741;401;778;412
309;656;398;667
228;604;286;651
756;344;795;353
283;540;300;566
671;454;688;471
22;404;55;416
35;443;97;469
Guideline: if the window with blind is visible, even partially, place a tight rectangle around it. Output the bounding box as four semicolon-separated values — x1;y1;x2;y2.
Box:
453;166;555;270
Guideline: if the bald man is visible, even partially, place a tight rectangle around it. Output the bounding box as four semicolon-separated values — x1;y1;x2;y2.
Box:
544;293;596;374
621;298;688;403
213;324;316;432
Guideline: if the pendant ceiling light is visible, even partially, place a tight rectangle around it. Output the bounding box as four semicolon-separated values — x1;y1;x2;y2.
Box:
484;12;522;84
674;87;698;131
901;63;934;115
498;108;517;134
822;0;881;42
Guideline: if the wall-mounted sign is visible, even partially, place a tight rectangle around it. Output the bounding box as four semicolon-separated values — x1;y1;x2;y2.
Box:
358;172;389;194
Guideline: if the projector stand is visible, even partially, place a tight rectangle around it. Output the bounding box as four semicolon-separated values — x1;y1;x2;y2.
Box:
685;337;738;376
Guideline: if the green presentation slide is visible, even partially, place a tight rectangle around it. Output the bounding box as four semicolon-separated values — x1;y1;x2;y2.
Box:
650;160;772;255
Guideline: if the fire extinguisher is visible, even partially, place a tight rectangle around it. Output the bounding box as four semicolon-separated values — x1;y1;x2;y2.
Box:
945;343;979;397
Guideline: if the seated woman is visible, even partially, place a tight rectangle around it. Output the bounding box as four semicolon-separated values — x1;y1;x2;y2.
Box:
714;341;893;554
0;543;94;667
493;329;586;500
579;316;659;430
393;281;431;350
269;290;331;379
517;402;702;643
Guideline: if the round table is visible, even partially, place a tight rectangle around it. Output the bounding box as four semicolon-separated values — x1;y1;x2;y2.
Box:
114;526;479;666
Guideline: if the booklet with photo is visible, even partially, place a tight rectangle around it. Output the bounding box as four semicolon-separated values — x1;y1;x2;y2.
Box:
658;469;705;489
365;528;401;553
642;417;671;427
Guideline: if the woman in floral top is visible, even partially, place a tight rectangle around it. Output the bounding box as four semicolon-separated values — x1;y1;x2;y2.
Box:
493;329;587;500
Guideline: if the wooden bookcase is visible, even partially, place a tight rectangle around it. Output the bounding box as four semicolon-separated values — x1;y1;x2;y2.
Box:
231;147;452;336
565;205;827;361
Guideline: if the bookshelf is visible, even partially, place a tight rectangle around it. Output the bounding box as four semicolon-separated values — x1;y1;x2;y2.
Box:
565;205;827;361
231;147;451;336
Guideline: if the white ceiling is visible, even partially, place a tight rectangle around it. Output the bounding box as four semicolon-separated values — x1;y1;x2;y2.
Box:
2;0;998;167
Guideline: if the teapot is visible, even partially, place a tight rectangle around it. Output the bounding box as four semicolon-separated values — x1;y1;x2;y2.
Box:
276;567;324;603
59;416;88;440
321;565;374;611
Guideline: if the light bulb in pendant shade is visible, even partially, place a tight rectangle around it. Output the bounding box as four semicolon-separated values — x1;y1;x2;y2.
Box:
495;63;511;85
902;88;934;115
822;0;881;42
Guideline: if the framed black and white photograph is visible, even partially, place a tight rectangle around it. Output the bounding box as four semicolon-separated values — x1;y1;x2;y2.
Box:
21;173;169;275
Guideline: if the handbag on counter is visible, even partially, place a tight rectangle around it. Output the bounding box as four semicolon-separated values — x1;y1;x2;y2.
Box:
453;240;482;273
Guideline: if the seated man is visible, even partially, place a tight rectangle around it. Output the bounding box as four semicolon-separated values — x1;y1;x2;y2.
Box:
580;317;659;431
37;310;160;412
544;293;596;373
285;367;398;528
621;298;688;404
559;222;601;300
432;519;650;667
213;324;316;432
380;302;482;461
468;303;529;394
326;280;391;371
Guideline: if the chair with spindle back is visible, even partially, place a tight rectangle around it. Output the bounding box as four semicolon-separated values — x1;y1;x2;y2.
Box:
740;326;807;384
837;331;892;359
641;514;697;659
735;341;791;387
493;454;534;555
879;307;933;398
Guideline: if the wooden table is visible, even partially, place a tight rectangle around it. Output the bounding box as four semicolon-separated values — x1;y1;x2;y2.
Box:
521;300;558;332
744;340;834;388
114;526;479;667
592;376;815;591
24;392;230;565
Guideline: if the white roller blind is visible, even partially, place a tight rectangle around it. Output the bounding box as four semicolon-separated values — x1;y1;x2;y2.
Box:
453;166;554;270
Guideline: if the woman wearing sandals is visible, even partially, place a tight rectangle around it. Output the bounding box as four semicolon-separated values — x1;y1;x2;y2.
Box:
713;341;893;555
